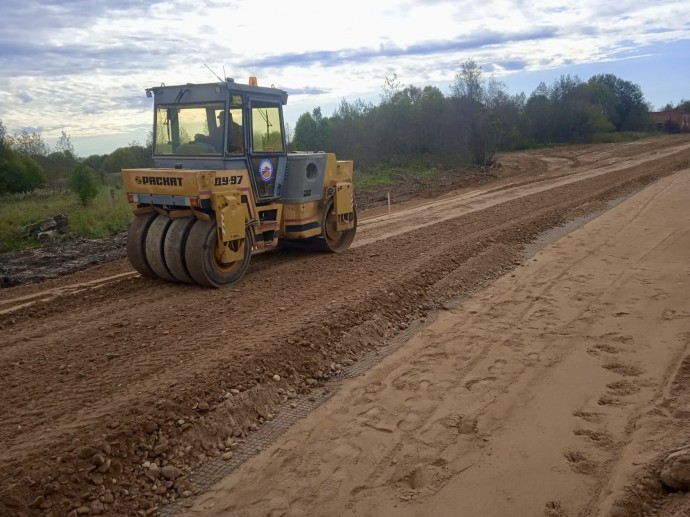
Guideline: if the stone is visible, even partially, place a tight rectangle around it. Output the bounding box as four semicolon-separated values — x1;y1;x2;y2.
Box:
161;465;182;481
660;447;690;491
90;500;104;514
91;454;106;467
143;422;158;434
102;490;115;504
97;459;112;474
89;473;104;485
75;506;91;515
197;402;209;412
145;464;160;481
76;446;99;459
272;374;281;381
222;451;234;461
173;476;191;493
153;444;169;456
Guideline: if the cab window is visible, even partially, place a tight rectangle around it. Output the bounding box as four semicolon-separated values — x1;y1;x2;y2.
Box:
251;102;284;153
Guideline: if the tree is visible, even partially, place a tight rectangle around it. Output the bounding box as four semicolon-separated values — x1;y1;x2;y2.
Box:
381;74;404;103
55;131;76;160
0;121;48;193
589;74;648;130
101;145;152;174
677;100;690;112
451;60;484;102
0;119;7;149
0;152;47;193
70;164;99;205
293;108;329;150
11;130;50;158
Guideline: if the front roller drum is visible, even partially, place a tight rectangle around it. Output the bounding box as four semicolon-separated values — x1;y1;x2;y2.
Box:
321;199;357;252
184;220;251;288
145;214;177;282
126;212;157;278
163;217;196;284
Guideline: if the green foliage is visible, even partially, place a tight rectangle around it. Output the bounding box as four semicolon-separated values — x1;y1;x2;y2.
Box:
101;145;153;174
0;185;132;252
293;108;330;150
0;146;48;193
588;74;648;131
355;165;438;189
70;164;99;205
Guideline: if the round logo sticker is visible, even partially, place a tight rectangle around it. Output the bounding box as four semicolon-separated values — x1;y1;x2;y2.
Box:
259;159;274;182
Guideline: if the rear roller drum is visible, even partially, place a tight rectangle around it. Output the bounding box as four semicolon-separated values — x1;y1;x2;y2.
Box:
144;215;177;282
163;217;196;284
184;220;251;288
126;212;157;278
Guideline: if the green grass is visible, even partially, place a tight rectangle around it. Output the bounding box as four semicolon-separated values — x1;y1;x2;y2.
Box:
0;185;133;253
354;165;439;189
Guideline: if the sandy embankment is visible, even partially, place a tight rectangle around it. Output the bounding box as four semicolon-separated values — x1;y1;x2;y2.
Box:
185;169;690;517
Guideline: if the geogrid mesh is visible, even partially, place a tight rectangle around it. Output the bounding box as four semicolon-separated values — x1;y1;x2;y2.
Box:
159;313;437;516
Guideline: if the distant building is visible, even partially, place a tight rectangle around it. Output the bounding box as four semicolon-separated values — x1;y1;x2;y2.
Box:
650;110;689;132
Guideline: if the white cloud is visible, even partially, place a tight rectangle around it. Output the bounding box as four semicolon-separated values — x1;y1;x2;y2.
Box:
0;0;688;155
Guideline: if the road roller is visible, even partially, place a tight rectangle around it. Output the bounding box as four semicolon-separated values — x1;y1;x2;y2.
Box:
121;77;356;287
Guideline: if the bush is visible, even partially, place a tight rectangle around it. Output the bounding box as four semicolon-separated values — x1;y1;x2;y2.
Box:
0;148;47;193
70;164;99;205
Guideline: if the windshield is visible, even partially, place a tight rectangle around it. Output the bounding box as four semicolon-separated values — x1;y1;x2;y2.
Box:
154;96;243;156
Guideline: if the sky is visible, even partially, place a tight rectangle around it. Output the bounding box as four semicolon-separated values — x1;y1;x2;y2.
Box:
0;0;688;157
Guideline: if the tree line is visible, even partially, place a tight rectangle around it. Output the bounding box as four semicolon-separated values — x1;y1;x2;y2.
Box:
0;122;152;200
292;61;678;170
2;61;687;196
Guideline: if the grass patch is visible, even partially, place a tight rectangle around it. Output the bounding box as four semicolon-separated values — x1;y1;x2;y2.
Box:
355;165;438;189
0;185;132;253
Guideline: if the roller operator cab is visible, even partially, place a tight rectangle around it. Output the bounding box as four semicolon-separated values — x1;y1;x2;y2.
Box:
122;78;357;287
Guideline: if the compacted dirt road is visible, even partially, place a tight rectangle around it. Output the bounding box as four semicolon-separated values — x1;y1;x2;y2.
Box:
186;166;690;517
1;135;689;516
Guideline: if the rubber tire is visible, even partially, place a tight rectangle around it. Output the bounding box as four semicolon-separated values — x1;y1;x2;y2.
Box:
126;212;157;278
163;217;196;284
145;214;176;282
184;220;251;288
320;200;357;252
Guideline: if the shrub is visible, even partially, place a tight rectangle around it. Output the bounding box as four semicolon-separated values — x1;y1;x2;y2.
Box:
70;164;99;205
0;148;47;193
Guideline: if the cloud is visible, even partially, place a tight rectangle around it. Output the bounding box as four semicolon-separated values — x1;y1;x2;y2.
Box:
282;87;332;95
247;28;558;68
15;91;35;104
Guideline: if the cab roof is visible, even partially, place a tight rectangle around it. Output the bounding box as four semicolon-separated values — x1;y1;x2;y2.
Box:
146;79;288;105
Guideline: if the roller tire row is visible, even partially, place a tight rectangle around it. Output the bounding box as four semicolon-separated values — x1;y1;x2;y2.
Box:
126;213;251;288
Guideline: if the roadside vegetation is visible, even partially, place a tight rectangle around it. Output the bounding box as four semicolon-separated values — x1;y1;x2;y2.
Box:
291;63;685;171
0;60;688;253
0;185;131;253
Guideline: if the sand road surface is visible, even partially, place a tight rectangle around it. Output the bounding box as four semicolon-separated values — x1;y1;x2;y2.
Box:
185;169;690;517
1;136;690;516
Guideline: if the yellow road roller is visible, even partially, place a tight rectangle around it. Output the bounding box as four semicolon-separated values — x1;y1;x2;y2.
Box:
122;78;356;287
